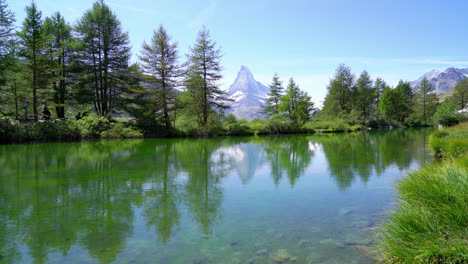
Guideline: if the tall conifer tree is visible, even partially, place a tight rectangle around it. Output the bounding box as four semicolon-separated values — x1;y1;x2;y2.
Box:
139;25;181;128
185;26;231;126
262;73;283;117
75;0;131;117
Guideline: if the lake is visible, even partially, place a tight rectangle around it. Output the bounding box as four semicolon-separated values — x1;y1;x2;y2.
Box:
0;129;432;264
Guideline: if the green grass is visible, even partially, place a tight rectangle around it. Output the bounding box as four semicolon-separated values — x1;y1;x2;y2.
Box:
303;119;363;132
429;122;468;159
378;122;468;263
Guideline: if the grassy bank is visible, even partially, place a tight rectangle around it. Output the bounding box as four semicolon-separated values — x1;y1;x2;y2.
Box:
378;122;468;263
0;115;143;144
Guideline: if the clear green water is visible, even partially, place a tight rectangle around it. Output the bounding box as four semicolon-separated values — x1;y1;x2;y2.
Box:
0;129;432;264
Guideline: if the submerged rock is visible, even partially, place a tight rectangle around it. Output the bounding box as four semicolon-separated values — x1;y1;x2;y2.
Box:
247;256;258;264
342;233;374;246
297;239;312;248
338;207;354;216
270;249;294;263
352;245;379;260
319;238;345;248
352;220;372;229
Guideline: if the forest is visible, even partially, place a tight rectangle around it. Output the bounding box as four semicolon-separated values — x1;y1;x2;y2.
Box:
0;0;467;143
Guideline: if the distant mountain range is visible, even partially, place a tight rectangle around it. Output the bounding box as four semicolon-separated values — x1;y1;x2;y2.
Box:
410;67;468;94
226;66;269;120
226;66;468;120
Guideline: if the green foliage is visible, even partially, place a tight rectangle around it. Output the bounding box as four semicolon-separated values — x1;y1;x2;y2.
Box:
18;1;49;121
432;101;460;127
75;0;132;117
412;77;438;125
72;114;111;138
304;119;361;132
429;122;468;159
378;86;406;124
42;12;72;118
138;25;181;128
451;79;468;110
353;70;375;120
219;114;249;136
0;119;81;143
262;73;283;117
278;78;314;128
322;64;354;115
101;122;143;139
0;0;15;79
185;26;231;126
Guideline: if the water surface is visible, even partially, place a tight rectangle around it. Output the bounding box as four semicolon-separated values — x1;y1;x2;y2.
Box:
0;129;432;264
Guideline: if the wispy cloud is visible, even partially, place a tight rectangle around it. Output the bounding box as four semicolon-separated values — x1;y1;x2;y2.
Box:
189;2;216;29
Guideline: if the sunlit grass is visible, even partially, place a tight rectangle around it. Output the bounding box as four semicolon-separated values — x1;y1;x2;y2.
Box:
378;122;468;263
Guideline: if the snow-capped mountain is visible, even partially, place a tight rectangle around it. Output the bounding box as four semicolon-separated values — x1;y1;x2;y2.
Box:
411;67;468;94
226;66;269;120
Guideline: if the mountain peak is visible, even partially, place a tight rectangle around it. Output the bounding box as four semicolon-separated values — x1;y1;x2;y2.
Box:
226;66;269;120
411;67;468;94
240;65;250;72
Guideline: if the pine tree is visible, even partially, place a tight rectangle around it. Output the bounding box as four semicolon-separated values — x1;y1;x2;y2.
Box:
139;25;181;128
354;70;375;120
18;2;48;121
0;0;15;79
394;80;413;120
1;37;27;118
322;64;354;116
451;79;468;110
374;77;386;102
75;0;132;117
43;12;72;118
378;86;405;122
262;73;283;117
185;26;231;126
279;78;313;127
414;77;438;124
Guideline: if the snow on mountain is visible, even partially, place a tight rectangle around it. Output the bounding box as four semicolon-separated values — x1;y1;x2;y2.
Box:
411;67;468;94
226;66;270;120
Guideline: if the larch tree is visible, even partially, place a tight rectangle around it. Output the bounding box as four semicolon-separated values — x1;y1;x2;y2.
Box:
354;70;375;120
280;78;313;127
75;0;132;117
394;80;413;120
139;25;181;128
43;12;72;118
0;0;15;80
185;26;231;126
262;73;283;117
322;64;354;116
414;77;438;123
451;79;468;110
18;2;48;121
374;77;386;102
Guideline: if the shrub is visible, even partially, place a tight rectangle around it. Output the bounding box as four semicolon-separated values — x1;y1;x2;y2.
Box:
433;102;460;127
429;122;468;159
101;122;143;139
73;115;111;139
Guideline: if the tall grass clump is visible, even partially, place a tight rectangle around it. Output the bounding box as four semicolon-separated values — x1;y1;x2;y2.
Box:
378;122;468;263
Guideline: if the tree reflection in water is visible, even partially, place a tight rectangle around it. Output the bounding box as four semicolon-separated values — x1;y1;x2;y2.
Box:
0;129;431;263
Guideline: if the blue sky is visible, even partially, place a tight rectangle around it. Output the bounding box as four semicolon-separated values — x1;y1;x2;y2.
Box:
9;0;468;103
